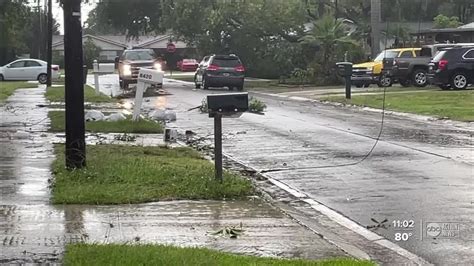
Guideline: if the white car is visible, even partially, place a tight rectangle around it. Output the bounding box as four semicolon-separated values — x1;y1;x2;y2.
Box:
0;59;60;84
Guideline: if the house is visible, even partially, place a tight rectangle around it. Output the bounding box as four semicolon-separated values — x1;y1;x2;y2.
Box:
52;34;195;63
411;22;474;44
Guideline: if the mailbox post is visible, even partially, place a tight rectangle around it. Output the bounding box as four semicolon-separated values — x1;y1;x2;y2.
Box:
93;60;100;94
132;68;164;121
207;93;249;181
336;62;353;99
214;113;223;181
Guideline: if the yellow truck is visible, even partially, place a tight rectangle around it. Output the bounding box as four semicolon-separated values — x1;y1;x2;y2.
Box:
351;48;421;87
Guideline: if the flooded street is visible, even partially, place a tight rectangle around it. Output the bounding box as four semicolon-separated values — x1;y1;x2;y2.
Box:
130;77;472;265
0;84;349;263
1;77;472;264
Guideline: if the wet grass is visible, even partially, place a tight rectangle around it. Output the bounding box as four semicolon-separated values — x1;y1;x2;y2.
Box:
46;85;113;103
166;75;195;82
64;244;373;266
324;89;474;122
48;111;163;133
0;81;38;102
52;145;253;204
246;82;343;93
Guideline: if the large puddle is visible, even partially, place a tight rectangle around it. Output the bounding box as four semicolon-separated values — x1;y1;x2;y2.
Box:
0;86;346;263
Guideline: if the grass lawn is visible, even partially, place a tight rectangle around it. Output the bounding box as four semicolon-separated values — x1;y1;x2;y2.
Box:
166;75;195;82
46;85;113;103
64;244;373;266
324;89;474;122
0;81;38;102
52;145;253;204
246;81;343;93
48;111;163;133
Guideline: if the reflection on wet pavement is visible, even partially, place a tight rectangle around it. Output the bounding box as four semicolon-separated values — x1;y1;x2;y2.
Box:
155;81;473;265
0;85;347;263
1;200;348;263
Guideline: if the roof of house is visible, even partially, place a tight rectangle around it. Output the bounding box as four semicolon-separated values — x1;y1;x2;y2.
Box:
52;34;188;50
412;22;474;35
52;34;127;49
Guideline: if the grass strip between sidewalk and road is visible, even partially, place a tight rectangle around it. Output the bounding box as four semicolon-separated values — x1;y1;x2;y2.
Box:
46;85;113;103
64;244;374;266
48;111;163;133
165;75;195;82
0;81;38;102
52;145;253;204
323;89;474;122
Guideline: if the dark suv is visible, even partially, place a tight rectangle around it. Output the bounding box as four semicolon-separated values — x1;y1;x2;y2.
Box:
116;49;162;90
428;46;474;90
194;54;245;91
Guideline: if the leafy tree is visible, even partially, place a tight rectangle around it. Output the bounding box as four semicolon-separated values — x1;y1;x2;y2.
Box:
300;16;359;82
0;0;60;64
0;0;30;64
433;14;462;29
83;0;164;37
83;38;102;68
161;0;308;78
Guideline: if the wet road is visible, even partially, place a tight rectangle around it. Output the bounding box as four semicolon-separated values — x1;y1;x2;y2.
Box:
0;85;349;263
133;78;473;265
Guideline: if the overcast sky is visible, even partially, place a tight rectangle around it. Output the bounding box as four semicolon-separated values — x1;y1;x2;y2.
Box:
48;0;97;34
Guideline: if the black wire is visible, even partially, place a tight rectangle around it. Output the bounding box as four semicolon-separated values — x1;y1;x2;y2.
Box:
261;78;388;173
262;11;390;174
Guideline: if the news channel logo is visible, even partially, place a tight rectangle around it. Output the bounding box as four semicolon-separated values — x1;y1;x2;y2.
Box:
425;222;462;239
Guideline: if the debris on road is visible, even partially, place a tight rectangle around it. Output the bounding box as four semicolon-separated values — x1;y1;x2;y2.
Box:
85;110;105;121
105;113;126;122
149;109;177;122
210;224;244;239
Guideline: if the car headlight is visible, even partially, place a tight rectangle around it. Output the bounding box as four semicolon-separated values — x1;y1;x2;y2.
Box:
122;64;131;76
154;63;162;71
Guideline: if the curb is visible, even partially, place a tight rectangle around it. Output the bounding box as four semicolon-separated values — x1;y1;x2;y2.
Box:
223;152;433;266
250;91;473;129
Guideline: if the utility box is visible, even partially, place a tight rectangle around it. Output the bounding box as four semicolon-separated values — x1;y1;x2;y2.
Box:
207;92;249;118
96;63;115;74
336;62;353;76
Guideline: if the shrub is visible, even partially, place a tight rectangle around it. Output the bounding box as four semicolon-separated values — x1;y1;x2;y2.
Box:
248;97;267;113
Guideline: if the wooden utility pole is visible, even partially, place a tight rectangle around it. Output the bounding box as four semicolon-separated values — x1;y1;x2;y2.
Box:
371;0;382;58
46;0;52;86
37;0;42;59
62;0;86;169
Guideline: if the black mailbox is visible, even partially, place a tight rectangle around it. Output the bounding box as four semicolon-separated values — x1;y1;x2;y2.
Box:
336;62;353;76
383;58;394;71
207;93;248;117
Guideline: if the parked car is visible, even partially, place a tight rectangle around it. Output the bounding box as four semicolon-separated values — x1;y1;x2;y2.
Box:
116;49;162;90
194;54;245;91
383;43;474;87
177;59;199;72
351;48;421;87
0;59;60;84
428;46;474;90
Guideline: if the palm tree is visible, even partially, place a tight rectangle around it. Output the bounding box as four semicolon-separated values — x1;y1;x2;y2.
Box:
300;15;358;72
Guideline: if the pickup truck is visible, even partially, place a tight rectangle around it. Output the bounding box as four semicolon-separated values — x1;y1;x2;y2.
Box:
383;43;474;87
116;48;163;90
351;48;420;88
